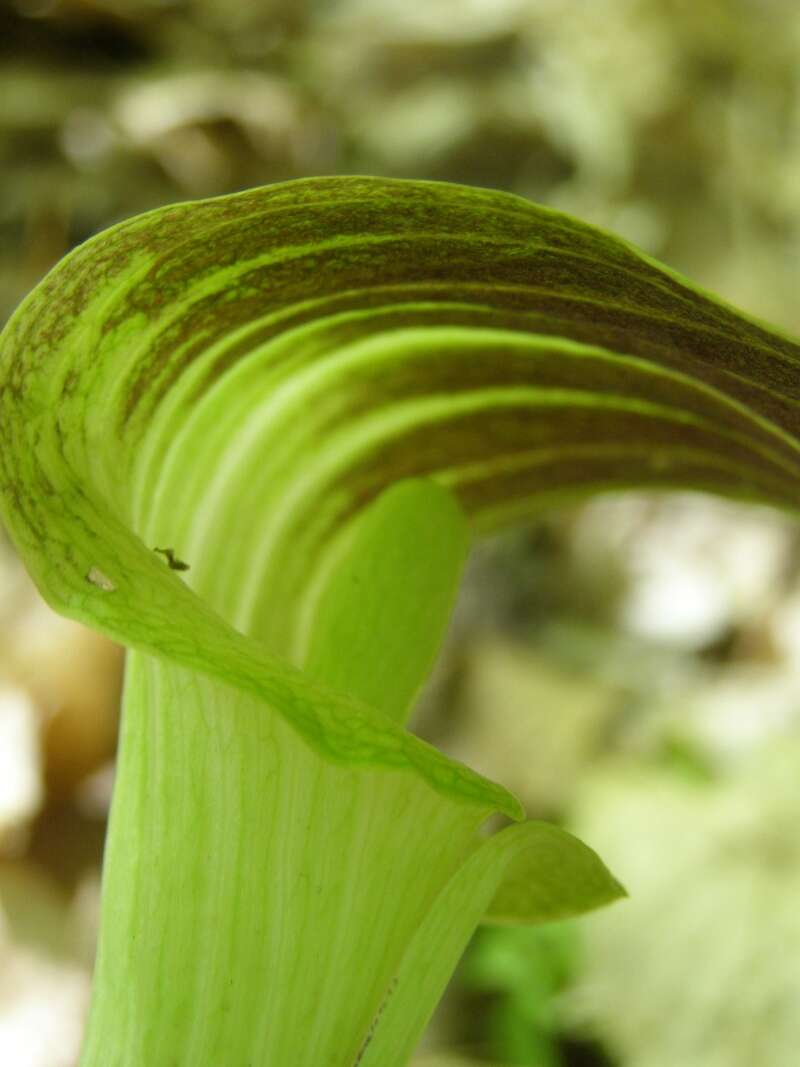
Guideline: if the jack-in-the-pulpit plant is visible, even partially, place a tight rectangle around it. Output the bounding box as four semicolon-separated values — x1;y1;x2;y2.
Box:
2;177;800;1066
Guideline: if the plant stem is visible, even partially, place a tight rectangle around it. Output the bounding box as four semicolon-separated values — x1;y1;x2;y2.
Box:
80;653;486;1066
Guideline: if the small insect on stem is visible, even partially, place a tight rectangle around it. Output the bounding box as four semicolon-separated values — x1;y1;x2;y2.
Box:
86;566;115;592
153;547;190;572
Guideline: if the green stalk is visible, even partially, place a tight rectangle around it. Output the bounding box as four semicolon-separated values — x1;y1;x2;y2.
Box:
84;657;488;1064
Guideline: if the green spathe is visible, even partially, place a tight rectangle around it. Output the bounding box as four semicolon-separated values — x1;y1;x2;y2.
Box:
81;481;621;1065
1;175;798;1064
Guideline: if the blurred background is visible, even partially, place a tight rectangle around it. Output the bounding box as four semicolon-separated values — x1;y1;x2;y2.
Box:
2;1;800;1064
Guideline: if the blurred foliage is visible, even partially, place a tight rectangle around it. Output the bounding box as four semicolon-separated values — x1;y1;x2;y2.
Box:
461;922;580;1067
568;740;800;1067
3;0;800;332
3;1;800;1065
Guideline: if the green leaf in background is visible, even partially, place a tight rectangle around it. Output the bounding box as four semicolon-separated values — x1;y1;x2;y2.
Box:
568;740;800;1067
2;175;799;1065
463;922;580;1067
